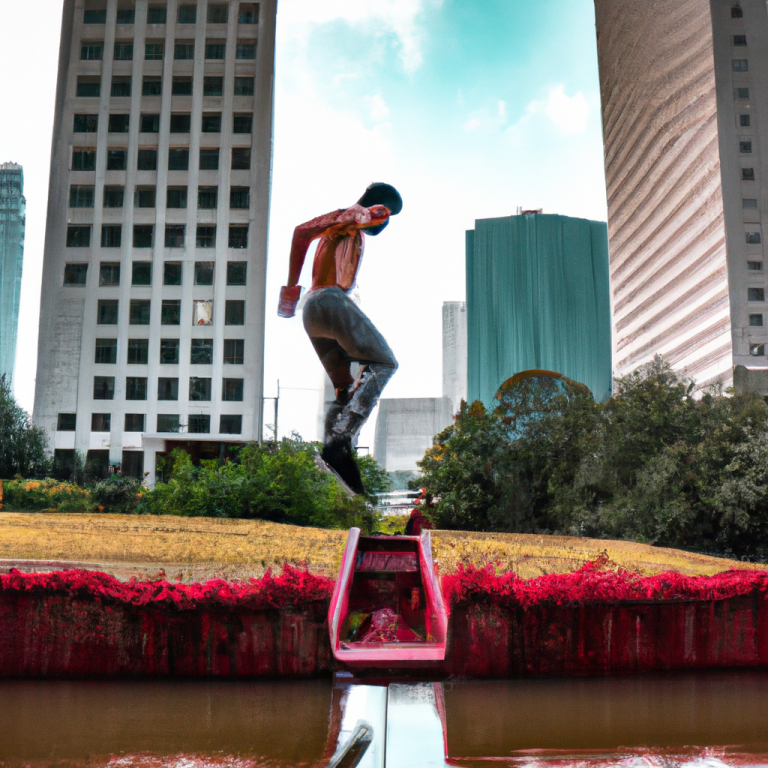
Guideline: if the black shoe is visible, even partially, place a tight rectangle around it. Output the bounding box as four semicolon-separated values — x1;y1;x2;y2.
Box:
322;440;365;495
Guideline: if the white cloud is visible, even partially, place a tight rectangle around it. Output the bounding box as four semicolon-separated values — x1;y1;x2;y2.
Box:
369;93;390;122
463;118;481;132
498;100;507;122
504;85;590;145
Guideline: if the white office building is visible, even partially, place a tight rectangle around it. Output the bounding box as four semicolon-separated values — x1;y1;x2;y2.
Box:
33;0;276;482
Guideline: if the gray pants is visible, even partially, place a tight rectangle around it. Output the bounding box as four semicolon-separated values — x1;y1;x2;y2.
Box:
303;287;397;444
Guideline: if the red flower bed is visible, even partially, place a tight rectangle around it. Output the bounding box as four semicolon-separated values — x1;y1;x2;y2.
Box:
0;565;335;611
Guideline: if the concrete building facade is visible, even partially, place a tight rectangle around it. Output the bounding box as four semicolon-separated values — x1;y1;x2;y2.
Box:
0;163;26;383
594;0;768;391
442;300;467;413
34;0;276;482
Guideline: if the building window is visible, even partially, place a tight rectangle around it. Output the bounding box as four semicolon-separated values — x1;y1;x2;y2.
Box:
125;414;146;432
174;42;195;60
733;35;747;46
67;226;92;248
742;167;755;181
227;262;247;285
142;78;162;96
220;415;242;434
193;300;214;326
101;225;122;248
57;413;77;431
147;6;167;24
205;42;226;60
164;262;182;285
172;77;193;95
191;339;214;365
740;114;751;127
222;378;244;401
188;414;211;433
138;148;158;170
229;225;248;249
160;338;180;364
200;148;219;170
97;300;119;324
69;185;94;208
748;261;763;271
194;261;215;285
107;149;126;170
94;338;117;364
158;378;179;401
750;344;765;356
189;377;212;401
202;113;222;132
232;147;251;169
74;114;99;133
162;300;181;325
64;263;89;285
239;4;258;24
145;42;164;60
208;4;229;23
737;87;750;99
165;224;186;248
233;113;253;133
72;148;96;170
84;9;107;23
223;338;244;363
92;413;111;431
117;8;135;23
170;113;191;133
236;42;256;60
204;76;224;96
130;299;151;325
81;42;104;61
196;225;216;247
234;77;255;96
167;187;188;208
225;300;245;325
744;198;758;208
127;339;149;364
126;377;148;400
198;186;218;209
135;187;156;208
77;78;101;97
740;140;753;154
748;287;765;301
93;376;115;400
133;224;155;248
141;113;160;133
746;231;762;244
157;414;180;432
178;4;197;23
109;114;130;133
230;187;250;209
749;314;764;327
114;42;134;60
132;262;152;286
99;262;120;286
733;59;749;72
168;148;190;170
103;186;124;208
732;5;743;17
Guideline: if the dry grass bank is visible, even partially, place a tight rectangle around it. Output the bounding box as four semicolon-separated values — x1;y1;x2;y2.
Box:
0;512;760;582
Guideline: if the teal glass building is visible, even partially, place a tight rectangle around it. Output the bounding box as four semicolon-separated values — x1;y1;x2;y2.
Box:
466;213;612;406
0;163;25;382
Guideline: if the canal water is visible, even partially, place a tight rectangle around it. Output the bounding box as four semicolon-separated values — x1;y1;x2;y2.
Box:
1;672;768;767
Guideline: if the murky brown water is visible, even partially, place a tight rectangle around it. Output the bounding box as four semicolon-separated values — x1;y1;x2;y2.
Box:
2;672;768;767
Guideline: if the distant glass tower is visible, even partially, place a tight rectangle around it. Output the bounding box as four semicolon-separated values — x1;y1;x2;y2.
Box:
0;163;26;382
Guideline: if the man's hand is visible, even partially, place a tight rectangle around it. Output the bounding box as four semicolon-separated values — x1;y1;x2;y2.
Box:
338;204;372;226
278;285;302;318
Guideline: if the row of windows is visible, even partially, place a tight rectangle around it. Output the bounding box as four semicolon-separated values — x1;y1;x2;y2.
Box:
81;40;256;62
77;75;255;98
74;112;254;138
74;146;239;172
65;261;247;287
83;4;259;26
91;298;244;326
69;185;250;210
94;337;244;365
66;224;249;249
59;411;244;434
92;375;242;403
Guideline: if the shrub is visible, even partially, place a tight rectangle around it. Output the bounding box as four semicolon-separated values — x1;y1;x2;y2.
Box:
90;475;143;513
4;478;94;513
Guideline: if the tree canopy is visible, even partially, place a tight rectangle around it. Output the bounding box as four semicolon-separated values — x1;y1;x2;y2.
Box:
0;375;49;479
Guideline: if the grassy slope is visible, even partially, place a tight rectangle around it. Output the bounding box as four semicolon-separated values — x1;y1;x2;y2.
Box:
0;512;761;582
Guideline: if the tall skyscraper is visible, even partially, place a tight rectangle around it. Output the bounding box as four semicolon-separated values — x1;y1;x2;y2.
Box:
594;0;768;392
34;0;276;482
0;163;25;383
466;213;612;407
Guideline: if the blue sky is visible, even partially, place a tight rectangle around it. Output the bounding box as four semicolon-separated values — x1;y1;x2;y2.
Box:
0;0;608;448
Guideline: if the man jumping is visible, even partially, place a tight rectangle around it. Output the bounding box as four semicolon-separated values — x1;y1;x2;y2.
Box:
278;182;403;494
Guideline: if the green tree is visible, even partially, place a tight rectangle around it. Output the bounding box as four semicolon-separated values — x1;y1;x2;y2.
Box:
0;374;49;478
355;453;392;505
